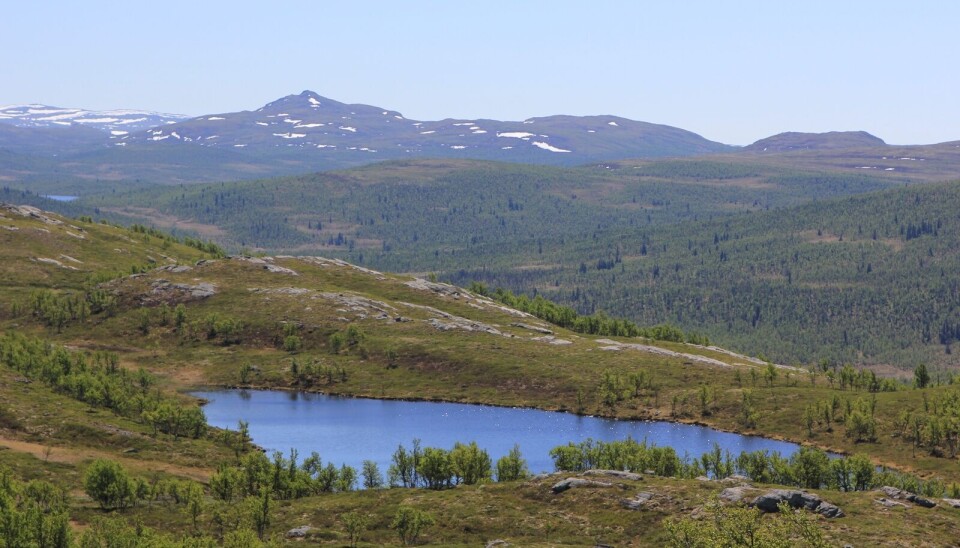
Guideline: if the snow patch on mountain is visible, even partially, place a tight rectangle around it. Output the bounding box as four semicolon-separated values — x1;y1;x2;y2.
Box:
532;141;571;153
498;132;535;139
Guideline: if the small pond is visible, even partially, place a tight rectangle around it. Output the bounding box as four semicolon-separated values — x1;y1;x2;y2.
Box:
41;195;79;202
194;390;811;476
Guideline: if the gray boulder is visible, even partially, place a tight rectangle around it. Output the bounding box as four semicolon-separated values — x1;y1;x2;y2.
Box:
875;497;909;509
942;498;960;509
750;489;844;518
285;526;314;538
583;469;644;481
620;491;654;510
719;486;753;503
879;486;937;508
551;478;614;493
815;501;845;518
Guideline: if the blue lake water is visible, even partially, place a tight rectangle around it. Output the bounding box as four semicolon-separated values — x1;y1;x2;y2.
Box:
193;389;809;475
42;195;79;202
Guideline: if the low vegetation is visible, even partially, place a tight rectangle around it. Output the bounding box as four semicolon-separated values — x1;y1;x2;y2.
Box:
2;204;960;544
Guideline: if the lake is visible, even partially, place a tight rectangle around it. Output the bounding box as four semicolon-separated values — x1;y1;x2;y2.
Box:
41;195;79;202
194;390;810;476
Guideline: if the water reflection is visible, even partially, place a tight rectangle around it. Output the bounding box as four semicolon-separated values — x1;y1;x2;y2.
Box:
193;389;809;475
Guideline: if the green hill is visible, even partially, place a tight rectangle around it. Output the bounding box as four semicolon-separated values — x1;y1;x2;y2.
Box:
3;203;960;545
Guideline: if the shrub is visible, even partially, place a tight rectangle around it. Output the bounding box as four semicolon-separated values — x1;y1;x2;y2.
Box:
84;459;135;510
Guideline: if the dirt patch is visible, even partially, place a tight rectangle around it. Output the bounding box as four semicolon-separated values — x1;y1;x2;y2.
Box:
0;436;212;481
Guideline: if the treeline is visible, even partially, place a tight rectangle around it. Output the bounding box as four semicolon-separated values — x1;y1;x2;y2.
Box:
0;333;206;439
549;438;957;498
128;223;226;257
470;283;709;345
209;438;529;504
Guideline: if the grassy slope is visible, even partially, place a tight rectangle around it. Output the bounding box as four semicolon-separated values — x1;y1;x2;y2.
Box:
2;204;960;544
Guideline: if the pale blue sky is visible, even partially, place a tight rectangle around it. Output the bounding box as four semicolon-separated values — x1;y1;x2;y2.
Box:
2;1;956;145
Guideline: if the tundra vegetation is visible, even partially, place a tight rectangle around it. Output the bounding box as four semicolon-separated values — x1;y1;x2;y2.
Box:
1;204;960;545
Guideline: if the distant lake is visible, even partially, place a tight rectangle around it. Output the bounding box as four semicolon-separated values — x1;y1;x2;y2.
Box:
42;195;79;202
194;389;810;475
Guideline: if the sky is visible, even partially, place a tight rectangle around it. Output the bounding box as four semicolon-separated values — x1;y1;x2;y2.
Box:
2;1;957;145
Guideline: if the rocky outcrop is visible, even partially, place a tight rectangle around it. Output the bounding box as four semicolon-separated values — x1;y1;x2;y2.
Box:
620;491;654;510
232;256;299;275
1;204;63;225
874;497;909;508
511;323;553;335
582;469;644;482
719;486;754;503
156;264;193;273
551;478;615;493
285;526;314;538
148;279;217;302
941;498;960;509
878;486;937;508
750;489;844;518
595;339;731;368
34;257;78;270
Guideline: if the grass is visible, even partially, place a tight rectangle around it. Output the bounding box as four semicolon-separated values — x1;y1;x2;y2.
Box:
2;205;960;544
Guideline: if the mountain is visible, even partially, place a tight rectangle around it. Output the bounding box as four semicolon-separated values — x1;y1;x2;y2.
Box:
0;123;109;155
114;90;734;165
0;103;188;133
745;131;886;152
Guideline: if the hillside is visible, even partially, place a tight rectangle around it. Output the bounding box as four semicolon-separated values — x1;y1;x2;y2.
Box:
3;203;960;544
66;157;909;252
439;180;960;368
745;131;887;152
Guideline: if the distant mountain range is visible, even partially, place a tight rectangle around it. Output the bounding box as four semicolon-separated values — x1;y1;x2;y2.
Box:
0;104;188;132
1;90;958;189
112;90;735;164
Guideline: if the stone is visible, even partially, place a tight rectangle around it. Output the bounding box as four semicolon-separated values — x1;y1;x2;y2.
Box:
815;501;845;518
285;526;314;538
878;486;937;508
941;498;960;509
551;478;614;493
909;494;937;508
750;489;843;518
583;469;644;481
510;322;553;335
720;474;751;485
620;491;654;510
719;486;753;503
264;263;298;275
874;498;908;509
485;540;510;548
